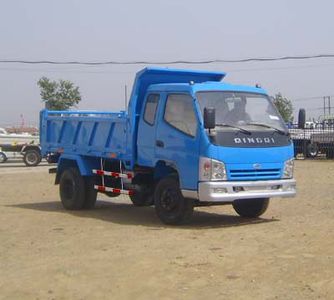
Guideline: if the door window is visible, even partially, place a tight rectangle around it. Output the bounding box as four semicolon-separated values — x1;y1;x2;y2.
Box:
143;94;160;125
164;94;197;137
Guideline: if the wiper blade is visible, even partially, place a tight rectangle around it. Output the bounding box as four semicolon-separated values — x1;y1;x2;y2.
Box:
216;123;252;135
246;122;288;135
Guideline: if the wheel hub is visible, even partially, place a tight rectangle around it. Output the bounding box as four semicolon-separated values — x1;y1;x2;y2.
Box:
27;153;37;163
161;189;177;212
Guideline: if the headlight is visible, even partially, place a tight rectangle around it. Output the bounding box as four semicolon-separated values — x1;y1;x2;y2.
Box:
199;157;227;181
282;159;294;179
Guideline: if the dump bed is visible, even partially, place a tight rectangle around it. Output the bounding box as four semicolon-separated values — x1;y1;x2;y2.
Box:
40;110;133;164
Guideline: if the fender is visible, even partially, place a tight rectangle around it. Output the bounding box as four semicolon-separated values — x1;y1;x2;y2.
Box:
55;154;99;184
154;160;186;187
20;144;41;154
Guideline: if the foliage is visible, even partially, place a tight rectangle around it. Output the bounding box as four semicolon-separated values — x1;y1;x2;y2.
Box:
37;77;81;110
272;93;294;122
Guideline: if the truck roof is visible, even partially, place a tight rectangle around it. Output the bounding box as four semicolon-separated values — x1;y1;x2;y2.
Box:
147;82;267;95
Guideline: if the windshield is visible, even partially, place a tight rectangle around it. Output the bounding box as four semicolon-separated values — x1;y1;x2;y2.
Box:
196;91;287;132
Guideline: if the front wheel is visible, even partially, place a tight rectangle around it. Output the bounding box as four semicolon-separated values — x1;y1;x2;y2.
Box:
23;150;42;166
232;198;269;218
0;152;7;163
83;176;97;209
154;177;194;225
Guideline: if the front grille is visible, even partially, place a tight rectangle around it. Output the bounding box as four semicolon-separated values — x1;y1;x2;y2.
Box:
229;168;281;180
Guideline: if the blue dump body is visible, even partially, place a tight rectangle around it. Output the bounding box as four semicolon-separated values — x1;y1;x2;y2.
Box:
40;110;130;164
40;67;296;224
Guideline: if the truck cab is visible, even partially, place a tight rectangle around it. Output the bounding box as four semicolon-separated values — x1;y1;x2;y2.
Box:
130;69;296;221
135;72;295;222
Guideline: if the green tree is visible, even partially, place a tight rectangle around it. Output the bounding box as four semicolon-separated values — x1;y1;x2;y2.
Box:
272;93;294;122
37;77;81;110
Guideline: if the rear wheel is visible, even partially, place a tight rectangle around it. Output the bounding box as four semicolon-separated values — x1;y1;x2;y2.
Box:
59;168;86;210
232;198;269;218
23;149;41;166
130;184;154;206
0;152;7;163
83;176;97;209
154;177;194;225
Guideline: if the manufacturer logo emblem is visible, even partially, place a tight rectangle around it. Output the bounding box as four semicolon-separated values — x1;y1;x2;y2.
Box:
253;163;262;169
234;137;276;144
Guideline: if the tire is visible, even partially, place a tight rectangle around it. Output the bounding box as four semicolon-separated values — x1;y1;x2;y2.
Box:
23;149;42;166
0;152;7;163
59;168;86;210
83;176;97;209
106;192;120;198
130;184;154;207
232;198;269;218
154;177;194;225
306;143;318;158
130;192;153;207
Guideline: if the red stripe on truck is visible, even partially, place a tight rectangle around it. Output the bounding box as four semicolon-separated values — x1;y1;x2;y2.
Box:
97;186;106;192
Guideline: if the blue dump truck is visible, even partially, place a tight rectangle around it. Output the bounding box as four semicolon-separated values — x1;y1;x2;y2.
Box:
40;67;296;224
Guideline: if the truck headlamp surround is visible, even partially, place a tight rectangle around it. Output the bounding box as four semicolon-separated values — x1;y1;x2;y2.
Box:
282;158;294;179
199;157;227;181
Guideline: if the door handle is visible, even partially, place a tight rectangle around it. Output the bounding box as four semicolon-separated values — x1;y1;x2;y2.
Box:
156;140;164;148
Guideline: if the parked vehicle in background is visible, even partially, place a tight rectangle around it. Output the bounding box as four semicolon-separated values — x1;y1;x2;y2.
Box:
289;112;334;159
41;67;296;224
0;127;42;166
304;121;316;129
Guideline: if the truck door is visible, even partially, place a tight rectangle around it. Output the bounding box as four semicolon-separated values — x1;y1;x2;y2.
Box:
156;93;200;190
137;93;161;167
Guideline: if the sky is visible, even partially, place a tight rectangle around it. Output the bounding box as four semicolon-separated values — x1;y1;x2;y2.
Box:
1;0;334;127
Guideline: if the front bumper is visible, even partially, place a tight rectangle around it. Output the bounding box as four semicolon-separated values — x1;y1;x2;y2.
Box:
182;179;296;203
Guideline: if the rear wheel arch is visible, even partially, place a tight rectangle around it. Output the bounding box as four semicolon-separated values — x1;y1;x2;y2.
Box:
21;145;41;154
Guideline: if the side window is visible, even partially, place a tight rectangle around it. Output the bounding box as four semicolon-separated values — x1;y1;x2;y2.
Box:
144;94;160;125
164;94;197;137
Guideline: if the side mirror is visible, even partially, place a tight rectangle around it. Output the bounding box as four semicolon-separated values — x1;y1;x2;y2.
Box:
204;107;216;129
298;108;306;129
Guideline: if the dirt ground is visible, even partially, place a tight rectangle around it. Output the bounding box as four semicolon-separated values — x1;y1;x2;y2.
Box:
0;160;333;300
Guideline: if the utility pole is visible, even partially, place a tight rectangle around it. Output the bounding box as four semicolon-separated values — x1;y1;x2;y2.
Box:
323;96;332;117
329;96;331;115
124;85;128;110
